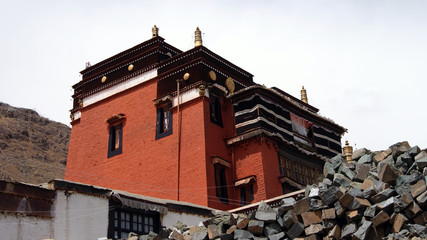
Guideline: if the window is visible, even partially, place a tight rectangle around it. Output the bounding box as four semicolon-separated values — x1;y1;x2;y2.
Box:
209;94;223;127
240;184;254;206
155;103;173;139
214;165;228;204
108;123;123;158
278;154;320;186
108;207;160;239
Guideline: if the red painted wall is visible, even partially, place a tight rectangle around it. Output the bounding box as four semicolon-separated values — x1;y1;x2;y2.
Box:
66;78;283;210
204;97;237;209
233;137;282;203
66;80;210;207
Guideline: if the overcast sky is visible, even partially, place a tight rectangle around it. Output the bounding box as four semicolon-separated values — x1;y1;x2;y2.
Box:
1;0;426;151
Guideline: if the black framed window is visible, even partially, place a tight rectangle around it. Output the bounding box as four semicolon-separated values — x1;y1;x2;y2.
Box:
108;206;160;239
108;123;123;158
155;103;173;139
209;94;223;127
214;165;228;204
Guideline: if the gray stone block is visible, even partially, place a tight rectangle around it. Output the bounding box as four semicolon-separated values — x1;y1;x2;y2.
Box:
340;223;356;239
407;146;421;157
286;222;304;239
371;188;396;203
358;154;372;164
352;221;372;240
304;223;324;236
362;186;377;199
352;149;369;161
330;154;344;170
417;157;427;170
233;229;254;239
333;173;352;188
319;186;341;206
415;151;427;161
308;198;325;210
364;205;376;218
279;198;295;213
341;167;356;181
324;162;335;180
282;210;298;229
266;232;284;240
376;197;395;212
263;223;281;237
247;220;264;236
255;210;277;222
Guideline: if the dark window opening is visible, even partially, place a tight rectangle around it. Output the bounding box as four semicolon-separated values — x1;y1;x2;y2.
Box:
214;165;228;204
108;123;123;158
240;184;254;206
108;204;160;239
209;95;223;127
240;187;246;206
155;103;173;139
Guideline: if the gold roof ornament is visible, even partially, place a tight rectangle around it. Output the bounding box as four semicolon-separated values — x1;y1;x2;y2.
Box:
209;70;216;81
183;72;190;81
195;27;203;47
226;77;235;94
101;76;107;83
343;140;353;163
152;25;159;38
301;86;308;104
128;64;134;71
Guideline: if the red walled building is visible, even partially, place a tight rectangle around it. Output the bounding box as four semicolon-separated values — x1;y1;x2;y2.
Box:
65;26;346;210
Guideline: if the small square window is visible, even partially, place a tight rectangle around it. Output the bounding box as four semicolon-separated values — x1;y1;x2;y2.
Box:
155;103;173;139
108;123;123;158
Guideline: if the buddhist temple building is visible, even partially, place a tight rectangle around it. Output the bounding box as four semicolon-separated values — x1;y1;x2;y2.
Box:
65;26;346;211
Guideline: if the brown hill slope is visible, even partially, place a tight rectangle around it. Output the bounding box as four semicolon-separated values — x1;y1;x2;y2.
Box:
0;102;70;184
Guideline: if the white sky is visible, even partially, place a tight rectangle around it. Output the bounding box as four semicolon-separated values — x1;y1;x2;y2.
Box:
0;0;426;151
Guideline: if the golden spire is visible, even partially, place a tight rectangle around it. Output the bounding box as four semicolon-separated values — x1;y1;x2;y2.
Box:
195;27;203;47
301;86;308;104
152;25;159;38
343;140;353;162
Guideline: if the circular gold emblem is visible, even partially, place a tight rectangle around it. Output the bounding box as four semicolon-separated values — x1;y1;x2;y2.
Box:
101;76;107;83
208;70;216;81
128;64;134;71
226;77;235;94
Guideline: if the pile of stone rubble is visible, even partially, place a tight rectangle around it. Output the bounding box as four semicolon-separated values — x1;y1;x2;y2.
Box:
127;141;427;240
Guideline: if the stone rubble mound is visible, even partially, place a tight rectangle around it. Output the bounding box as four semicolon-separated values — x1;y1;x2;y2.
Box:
126;141;427;240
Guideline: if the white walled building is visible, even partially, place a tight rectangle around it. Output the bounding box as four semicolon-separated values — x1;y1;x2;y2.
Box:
0;179;213;240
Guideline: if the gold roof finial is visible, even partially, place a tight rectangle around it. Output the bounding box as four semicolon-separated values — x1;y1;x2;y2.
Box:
195;27;203;47
301;86;308;104
343;140;353;163
152;25;159;38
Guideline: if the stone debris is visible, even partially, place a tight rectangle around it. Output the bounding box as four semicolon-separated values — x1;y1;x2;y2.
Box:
118;141;426;240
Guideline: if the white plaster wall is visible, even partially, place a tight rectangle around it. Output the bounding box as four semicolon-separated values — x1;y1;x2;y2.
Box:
53;191;110;240
162;212;206;228
0;214;53;240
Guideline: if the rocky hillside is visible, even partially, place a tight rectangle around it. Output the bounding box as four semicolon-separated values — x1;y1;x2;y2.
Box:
0;102;70;184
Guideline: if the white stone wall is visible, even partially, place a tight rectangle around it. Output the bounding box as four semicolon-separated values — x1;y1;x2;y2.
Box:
53;191;110;240
0;214;53;240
